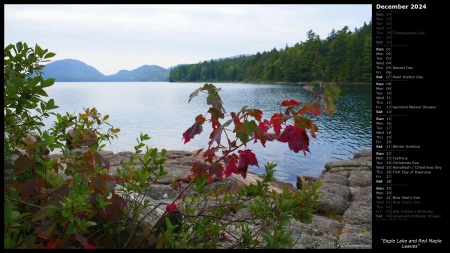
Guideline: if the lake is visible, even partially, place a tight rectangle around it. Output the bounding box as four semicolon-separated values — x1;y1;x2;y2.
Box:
42;82;372;186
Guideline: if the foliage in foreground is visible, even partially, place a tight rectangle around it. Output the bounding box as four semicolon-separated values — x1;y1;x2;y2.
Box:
4;42;340;249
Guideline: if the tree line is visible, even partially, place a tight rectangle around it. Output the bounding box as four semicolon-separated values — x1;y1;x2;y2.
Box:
169;19;372;84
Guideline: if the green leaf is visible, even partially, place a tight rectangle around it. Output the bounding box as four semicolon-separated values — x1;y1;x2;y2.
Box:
44;52;56;59
4;236;13;249
207;107;225;121
41;78;55;88
35;88;48;97
221;119;232;128
10;210;21;221
16;41;23;52
323;82;341;101
44;158;58;167
207;93;224;112
46;204;61;210
85;221;97;227
5;44;14;53
4;200;13;216
236;131;249;146
47;99;55;110
260;229;273;245
321;97;337;115
279;217;291;227
312;181;322;191
40;102;46;114
29;76;40;87
201;83;221;94
62;208;71;219
242;120;257;135
66;227;77;235
35;44;43;57
150;148;158;160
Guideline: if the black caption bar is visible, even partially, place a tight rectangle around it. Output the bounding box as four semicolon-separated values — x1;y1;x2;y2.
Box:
373;2;446;249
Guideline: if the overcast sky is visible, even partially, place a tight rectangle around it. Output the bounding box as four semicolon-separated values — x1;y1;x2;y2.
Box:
5;4;372;76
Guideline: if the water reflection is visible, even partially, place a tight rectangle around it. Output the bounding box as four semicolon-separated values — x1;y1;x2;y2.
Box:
43;82;372;186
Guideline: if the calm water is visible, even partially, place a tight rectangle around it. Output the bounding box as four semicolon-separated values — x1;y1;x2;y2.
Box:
42;82;372;186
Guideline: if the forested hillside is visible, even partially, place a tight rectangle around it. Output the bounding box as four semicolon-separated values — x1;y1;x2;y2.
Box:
169;20;372;84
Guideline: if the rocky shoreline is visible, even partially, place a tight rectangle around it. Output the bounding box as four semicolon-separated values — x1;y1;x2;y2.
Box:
292;149;372;249
48;148;372;249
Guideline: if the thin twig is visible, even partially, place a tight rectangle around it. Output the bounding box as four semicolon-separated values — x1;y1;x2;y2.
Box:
4;194;41;209
122;202;165;249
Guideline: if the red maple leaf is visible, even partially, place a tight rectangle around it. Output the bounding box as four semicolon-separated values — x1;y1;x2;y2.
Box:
83;243;96;249
103;192;126;221
237;149;259;178
230;112;242;128
298;101;322;116
182;114;205;144
258;119;271;132
212;120;220;130
270;113;283;135
281;99;301;106
93;151;110;169
45;240;55;249
247;108;263;122
19;179;43;201
171;180;183;191
223;154;238;178
278;125;310;155
208;163;224;180
166;203;179;213
89;173;115;195
219;231;228;242
254;119;274;147
190;161;208;179
208;127;224;147
224;162;238;178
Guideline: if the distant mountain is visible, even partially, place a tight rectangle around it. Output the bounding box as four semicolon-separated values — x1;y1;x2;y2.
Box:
42;59;106;82
42;59;170;82
42;54;253;82
107;65;170;82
